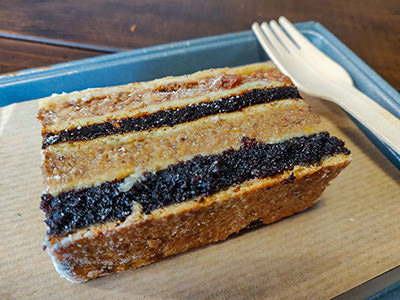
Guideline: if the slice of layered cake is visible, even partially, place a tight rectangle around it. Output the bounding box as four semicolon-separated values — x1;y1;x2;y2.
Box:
38;62;350;282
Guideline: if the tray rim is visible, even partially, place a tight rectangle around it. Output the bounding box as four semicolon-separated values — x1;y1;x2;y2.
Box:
0;21;398;106
1;21;399;170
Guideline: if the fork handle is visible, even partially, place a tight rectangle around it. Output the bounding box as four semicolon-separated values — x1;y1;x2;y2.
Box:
329;87;400;154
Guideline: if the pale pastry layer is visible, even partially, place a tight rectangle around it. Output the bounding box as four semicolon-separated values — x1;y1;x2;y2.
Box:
42;99;323;195
38;62;293;133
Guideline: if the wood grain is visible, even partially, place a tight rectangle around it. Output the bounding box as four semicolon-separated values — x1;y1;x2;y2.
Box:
0;38;102;75
0;0;399;88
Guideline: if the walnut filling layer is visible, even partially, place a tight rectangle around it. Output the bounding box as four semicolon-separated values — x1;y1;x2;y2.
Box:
40;132;350;236
42;87;300;148
38;62;292;131
42;100;323;195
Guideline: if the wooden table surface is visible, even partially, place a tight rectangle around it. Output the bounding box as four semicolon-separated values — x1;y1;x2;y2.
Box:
1;0;399;90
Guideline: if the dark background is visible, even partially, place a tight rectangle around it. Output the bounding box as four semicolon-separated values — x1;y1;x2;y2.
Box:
0;0;399;90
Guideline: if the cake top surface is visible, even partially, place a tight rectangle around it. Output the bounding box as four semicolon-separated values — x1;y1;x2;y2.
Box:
37;62;294;132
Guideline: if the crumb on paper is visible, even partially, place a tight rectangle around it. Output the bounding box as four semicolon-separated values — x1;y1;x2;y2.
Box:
130;24;137;32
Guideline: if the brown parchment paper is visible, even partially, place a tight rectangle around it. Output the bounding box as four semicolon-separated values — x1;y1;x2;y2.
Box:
0;96;399;300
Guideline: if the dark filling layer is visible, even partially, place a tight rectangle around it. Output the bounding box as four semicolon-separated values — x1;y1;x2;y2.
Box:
42;87;300;148
40;132;350;236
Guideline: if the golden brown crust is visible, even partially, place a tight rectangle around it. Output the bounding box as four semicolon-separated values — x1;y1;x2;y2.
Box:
45;156;350;282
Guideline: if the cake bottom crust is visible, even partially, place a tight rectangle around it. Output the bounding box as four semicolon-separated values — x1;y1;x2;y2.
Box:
45;159;349;282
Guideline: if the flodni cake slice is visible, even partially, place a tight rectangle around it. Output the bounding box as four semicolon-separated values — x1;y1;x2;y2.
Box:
38;62;351;282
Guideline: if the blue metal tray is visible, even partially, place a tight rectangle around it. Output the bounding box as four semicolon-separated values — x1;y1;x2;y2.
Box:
0;21;399;171
0;21;399;298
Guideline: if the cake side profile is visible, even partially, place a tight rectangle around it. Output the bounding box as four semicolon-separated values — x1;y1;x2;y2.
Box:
38;62;351;282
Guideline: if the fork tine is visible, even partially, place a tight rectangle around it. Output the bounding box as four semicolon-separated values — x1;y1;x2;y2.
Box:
278;16;315;50
269;20;299;53
278;16;353;85
251;22;281;62
260;22;288;54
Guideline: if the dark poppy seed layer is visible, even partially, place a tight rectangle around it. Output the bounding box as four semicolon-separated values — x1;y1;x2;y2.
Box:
42;87;300;148
40;132;350;236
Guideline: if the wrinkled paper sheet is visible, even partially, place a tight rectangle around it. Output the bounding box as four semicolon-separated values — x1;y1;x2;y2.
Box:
0;96;399;300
